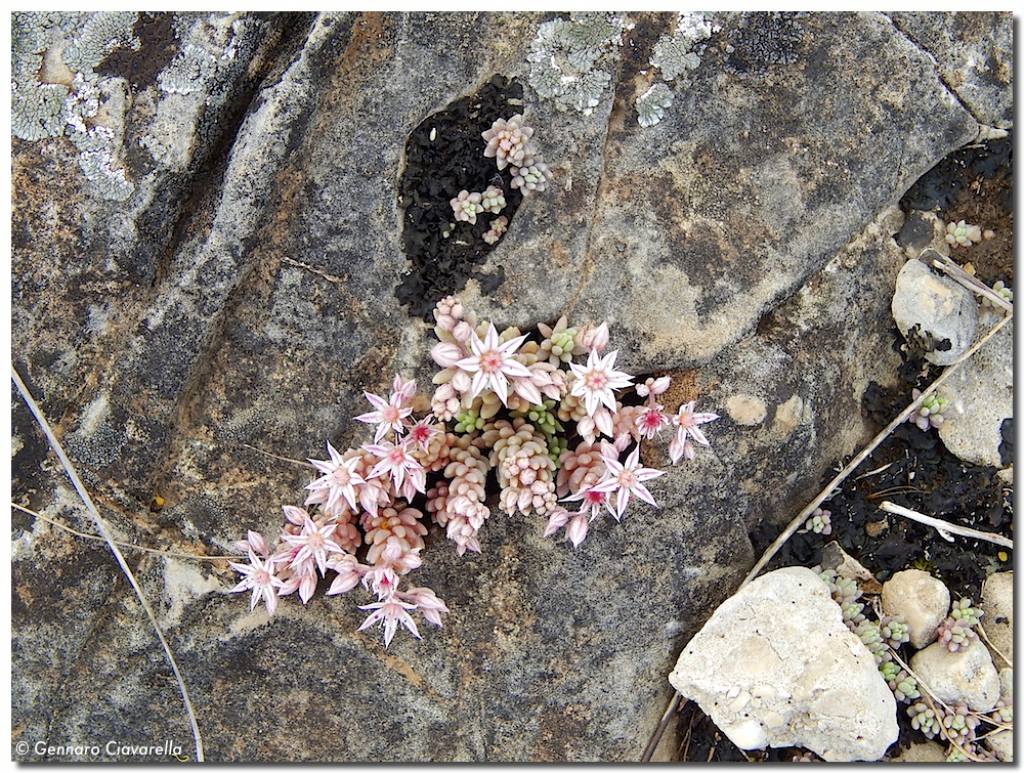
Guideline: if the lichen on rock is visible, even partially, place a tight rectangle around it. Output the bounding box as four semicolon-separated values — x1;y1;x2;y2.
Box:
12;11;139;200
649;12;719;82
526;12;629;115
636;83;673;128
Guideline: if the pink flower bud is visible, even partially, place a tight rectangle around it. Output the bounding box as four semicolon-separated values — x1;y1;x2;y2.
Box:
566;513;589;547
430;342;462;368
282;505;308;525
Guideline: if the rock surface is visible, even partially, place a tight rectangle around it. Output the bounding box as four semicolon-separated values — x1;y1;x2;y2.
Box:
981;571;1013;666
888;12;1013;129
669;567;898;762
909;640;1000;712
880;569;950;649
891;256;977;366
938;321;1012;467
891;740;947;763
10;10;1009;762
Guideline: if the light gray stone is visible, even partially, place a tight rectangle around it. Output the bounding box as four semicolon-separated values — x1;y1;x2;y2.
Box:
910;640;1001;712
981;571;1013;667
891;256;978;366
669;567;898;762
938;322;1012;467
881;569;950;649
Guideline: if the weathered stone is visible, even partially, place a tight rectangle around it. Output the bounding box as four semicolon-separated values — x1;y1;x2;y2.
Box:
910;640;1001;712
938;321;1012;467
890;740;947;763
10;9;1004;763
888;12;1013;129
471;12;977;370
981;571;1013;667
881;569;950;649
669;567;898;762
891;256;978;366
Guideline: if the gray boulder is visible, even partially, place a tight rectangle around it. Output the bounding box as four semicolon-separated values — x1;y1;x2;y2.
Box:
669;567;899;761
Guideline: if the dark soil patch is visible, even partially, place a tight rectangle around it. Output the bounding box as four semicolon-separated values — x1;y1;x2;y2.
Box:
396;74;525;319
900;134;1013;284
752;329;1012;598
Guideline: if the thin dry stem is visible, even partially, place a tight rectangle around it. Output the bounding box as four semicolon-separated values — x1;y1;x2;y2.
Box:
12;368;205;762
12;503;236;561
930;252;1014;313
740;312;1011;586
879;501;1014;549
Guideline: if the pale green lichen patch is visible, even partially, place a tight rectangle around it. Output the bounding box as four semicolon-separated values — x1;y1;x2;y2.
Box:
636;83;673;128
526;12;630;115
12;11;138;201
650;13;720;82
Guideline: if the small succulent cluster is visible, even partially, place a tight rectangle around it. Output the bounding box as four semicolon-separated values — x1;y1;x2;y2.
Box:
906;388;951;431
935;597;983;653
798;506;832;535
944;219;983;247
447;115;550;243
909;699;983;756
907;701;943;739
230;299;720;646
482;115;551;195
981;279;1013;310
880;662;920;703
818;570;911;674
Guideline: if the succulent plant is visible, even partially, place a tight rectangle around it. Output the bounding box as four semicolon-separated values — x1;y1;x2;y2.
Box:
936;598;983;652
510;160;552;195
481;215;508;245
985;279;1014;307
882;665;920;703
992;697;1013;725
538;316;583;365
855;620;890;664
800;506;832;535
907;388;951;431
482;114;537;170
945;219;983;247
230;297;720;647
908;701;943;739
942;703;979;745
480;184;507;215
880;616;910;648
450;190;485;224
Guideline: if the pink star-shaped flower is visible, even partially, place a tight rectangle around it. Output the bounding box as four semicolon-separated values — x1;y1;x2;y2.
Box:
454;323;531;406
306;441;365;512
669;400;719;464
590;444;666;520
569;349;633;417
229;550;285;615
358;595;422;647
363;440;426;499
280;512;344;575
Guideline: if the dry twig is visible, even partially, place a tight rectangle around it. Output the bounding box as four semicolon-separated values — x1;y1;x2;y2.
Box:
12;367;205;762
879;501;1014;549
